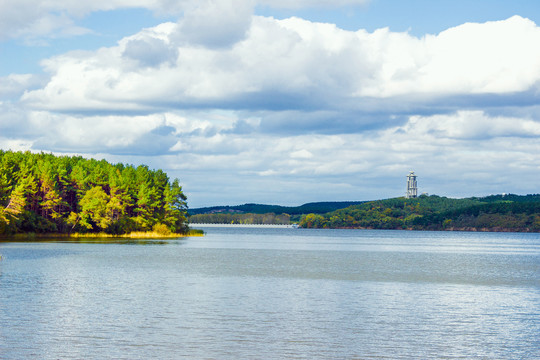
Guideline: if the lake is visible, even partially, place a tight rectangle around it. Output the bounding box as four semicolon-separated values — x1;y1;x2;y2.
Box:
1;228;539;359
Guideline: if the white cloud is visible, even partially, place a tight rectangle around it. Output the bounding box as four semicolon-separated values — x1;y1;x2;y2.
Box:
290;149;314;159
0;137;34;152
403;111;540;139
123;37;178;67
17;112;170;154
175;0;255;48
0;74;46;98
416;16;540;95
20;15;540;114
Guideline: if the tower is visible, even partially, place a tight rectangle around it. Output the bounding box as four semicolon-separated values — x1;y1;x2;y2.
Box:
406;171;417;198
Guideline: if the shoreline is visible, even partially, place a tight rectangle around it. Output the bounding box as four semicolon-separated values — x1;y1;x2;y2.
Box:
191;223;295;228
301;226;540;233
193;223;539;233
0;229;204;240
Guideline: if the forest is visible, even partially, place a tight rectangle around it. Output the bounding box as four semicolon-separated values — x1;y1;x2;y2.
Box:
189;212;291;225
188;201;365;216
0;150;189;236
188;201;365;224
299;194;540;232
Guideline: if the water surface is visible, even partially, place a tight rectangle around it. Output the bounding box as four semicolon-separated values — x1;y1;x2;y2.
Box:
1;228;539;359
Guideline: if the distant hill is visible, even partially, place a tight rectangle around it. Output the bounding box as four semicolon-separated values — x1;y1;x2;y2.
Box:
189;201;366;216
299;194;540;232
189;195;540;231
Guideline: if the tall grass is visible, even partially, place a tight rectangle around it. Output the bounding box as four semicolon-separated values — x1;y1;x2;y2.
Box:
70;229;205;238
3;229;204;239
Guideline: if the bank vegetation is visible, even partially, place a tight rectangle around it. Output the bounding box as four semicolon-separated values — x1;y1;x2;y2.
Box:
299;194;540;232
0;150;192;236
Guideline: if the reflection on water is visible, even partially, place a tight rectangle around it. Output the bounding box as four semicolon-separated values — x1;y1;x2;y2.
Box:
59;238;175;245
0;236;188;246
0;228;539;359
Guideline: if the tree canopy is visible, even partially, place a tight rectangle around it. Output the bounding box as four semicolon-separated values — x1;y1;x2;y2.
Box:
188;201;365;216
299;194;540;232
0;150;189;235
189;212;291;225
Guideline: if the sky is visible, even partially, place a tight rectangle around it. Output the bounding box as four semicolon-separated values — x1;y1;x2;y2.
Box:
1;0;540;208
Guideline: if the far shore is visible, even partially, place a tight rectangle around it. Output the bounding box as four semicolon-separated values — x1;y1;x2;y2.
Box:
191;223;295;228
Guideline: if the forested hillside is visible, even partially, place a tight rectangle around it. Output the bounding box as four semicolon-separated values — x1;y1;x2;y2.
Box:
300;194;540;232
189;201;365;216
189;201;365;224
189;212;291;225
0;150;189;235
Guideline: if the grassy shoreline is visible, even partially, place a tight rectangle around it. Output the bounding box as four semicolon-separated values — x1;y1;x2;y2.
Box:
1;229;204;240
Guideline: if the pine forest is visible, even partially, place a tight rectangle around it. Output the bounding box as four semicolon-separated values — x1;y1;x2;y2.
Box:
0;150;189;236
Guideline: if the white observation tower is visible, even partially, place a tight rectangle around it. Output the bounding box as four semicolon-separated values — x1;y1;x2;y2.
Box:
406;171;418;198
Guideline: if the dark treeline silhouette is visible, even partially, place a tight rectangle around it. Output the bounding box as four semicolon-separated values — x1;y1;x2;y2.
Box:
189;201;365;216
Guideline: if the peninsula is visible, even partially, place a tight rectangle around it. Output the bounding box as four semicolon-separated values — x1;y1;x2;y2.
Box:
0;150;193;237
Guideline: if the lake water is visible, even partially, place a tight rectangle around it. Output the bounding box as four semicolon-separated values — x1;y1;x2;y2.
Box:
1;228;539;359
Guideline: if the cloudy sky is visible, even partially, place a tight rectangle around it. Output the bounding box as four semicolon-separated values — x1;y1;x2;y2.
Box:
1;0;540;207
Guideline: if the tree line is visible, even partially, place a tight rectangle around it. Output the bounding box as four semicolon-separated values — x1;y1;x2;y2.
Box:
299;194;540;232
188;201;364;216
0;150;189;235
190;212;291;225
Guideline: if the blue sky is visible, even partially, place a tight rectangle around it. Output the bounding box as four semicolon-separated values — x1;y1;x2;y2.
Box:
1;0;540;207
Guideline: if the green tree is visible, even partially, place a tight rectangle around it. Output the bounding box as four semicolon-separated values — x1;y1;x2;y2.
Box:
3;174;37;231
163;179;188;232
75;186;111;231
0;150;191;235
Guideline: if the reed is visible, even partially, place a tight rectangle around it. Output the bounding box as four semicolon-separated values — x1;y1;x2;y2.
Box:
2;229;204;239
70;229;205;238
